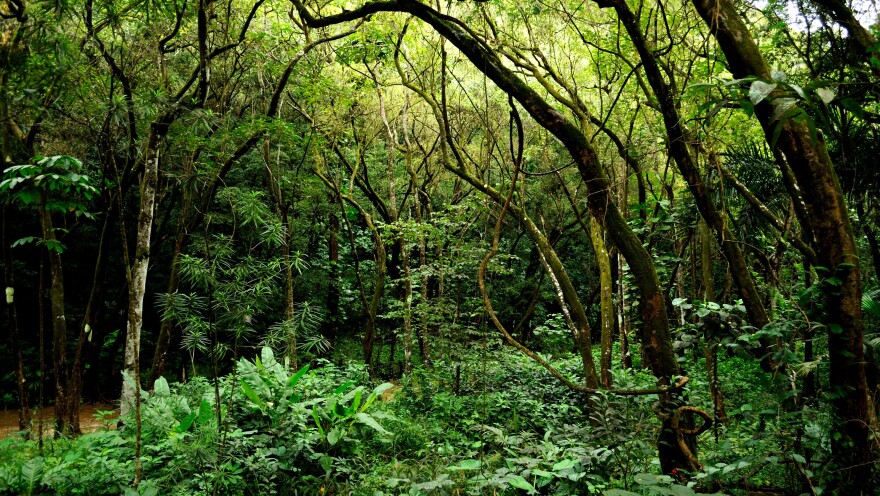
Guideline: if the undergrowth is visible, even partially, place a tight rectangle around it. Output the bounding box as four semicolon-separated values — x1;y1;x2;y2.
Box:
0;343;833;495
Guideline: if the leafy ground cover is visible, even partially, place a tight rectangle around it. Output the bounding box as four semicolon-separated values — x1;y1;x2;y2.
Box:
0;343;824;495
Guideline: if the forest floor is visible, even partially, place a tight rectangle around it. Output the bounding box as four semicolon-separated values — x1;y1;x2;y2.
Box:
0;403;117;439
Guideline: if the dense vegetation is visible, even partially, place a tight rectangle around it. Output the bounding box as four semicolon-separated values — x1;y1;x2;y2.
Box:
1;0;878;494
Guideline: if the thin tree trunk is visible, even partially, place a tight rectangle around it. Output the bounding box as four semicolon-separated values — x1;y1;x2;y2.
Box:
591;216;614;389
3;208;29;431
326;200;340;352
701;219;727;424
281;214;297;370
615;252;632;370
67;212;111;432
148;232;185;387
121;133;161;418
38;198;72;435
400;237;413;374
265;137;298;369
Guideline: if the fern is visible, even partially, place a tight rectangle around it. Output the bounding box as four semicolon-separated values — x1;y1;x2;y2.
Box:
862;285;880;318
263;301;330;357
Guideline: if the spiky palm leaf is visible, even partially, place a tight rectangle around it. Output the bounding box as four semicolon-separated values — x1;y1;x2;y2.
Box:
263;301;330;357
720;143;789;241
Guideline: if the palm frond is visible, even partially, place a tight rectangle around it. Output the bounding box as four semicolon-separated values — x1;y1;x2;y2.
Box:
863;285;880;319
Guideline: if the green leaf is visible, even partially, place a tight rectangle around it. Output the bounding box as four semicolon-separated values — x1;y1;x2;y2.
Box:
669;485;698;496
839;97;864;119
791;453;807;464
634;473;666;486
199;399;212;425
362;382;393;411
11;236;39;248
739;99;755;117
333;380;356;394
289;363;310;388
448;459;482;470
327;428;342;445
770;98;797;122
174;412;198;433
240;381;263;409
260;347;275;367
319;455;333;473
21;457;44;492
355;412;390;435
532;468;555;478
789;83;807;99
351;388;363;413
603;491;641;496
552;459;577;471
506;474;537;494
154;376;170;396
749;81;777;105
313;408;325;436
770;120;784;150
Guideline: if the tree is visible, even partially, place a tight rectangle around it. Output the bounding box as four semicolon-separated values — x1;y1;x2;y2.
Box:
1;155;98;434
689;0;877;488
290;0;701;474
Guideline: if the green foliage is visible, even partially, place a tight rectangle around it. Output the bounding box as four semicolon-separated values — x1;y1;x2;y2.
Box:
0;348;393;495
0;155;98;215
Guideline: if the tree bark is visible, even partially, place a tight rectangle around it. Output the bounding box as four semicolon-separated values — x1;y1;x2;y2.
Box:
37;196;74;435
591;216;614;389
121;130;161;417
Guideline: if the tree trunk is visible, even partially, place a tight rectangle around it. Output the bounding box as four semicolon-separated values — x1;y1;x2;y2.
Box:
591;216;614;388
3;208;29;431
38;198;74;435
326;201;340;353
690;0;876;487
364;214;387;377
613;252;632;370
701;220;727;424
610;0;773;364
400;236;413;375
67;213;111;432
121;131;161;418
148;233;184;388
281;213;297;370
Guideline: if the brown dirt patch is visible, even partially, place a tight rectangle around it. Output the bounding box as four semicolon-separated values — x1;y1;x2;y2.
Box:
0;403;118;439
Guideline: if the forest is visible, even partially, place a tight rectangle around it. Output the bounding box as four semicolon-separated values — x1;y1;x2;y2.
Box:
0;0;879;494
